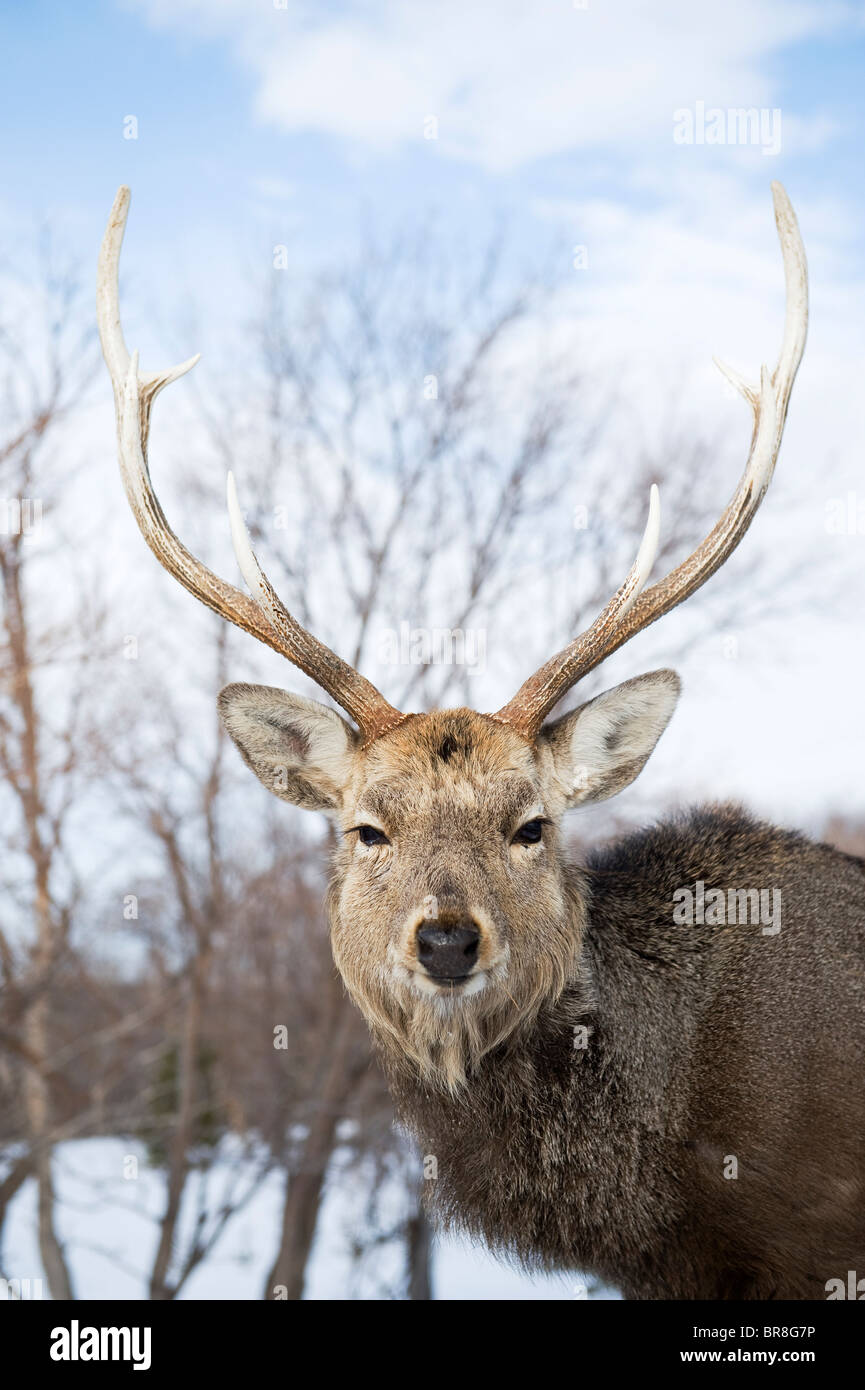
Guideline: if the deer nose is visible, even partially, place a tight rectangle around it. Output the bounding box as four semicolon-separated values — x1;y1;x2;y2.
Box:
416;920;481;981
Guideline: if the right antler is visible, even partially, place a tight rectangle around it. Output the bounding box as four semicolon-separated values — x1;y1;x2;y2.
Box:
494;182;808;741
97;186;409;745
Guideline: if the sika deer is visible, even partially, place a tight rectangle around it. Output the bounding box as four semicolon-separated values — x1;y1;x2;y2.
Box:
98;184;865;1299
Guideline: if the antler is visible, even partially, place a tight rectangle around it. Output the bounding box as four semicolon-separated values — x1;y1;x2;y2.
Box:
97;185;407;745
494;181;808;741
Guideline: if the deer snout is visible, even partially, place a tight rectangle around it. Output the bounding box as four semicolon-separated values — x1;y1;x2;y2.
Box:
416;920;480;982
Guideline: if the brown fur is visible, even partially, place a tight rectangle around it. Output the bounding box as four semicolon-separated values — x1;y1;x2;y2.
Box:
218;677;865;1299
387;806;865;1298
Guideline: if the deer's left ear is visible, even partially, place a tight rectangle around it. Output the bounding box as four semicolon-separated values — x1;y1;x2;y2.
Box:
539;669;681;808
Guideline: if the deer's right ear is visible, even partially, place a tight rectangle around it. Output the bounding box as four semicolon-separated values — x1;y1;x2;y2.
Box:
539;669;681;808
218;684;360;813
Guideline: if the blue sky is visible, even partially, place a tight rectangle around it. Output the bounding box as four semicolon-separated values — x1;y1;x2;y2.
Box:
3;0;864;279
2;0;865;821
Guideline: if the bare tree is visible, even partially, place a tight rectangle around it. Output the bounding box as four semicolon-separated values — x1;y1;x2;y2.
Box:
0;244;98;1297
98;627;279;1300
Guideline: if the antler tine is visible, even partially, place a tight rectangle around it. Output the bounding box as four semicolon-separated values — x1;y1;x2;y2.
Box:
98;186;406;745
495;182;808;741
97;187;201;424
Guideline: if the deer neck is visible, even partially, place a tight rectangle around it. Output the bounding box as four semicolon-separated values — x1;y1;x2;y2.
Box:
375;871;692;1276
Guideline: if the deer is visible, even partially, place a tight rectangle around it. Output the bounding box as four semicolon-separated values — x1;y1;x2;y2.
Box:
98;183;864;1300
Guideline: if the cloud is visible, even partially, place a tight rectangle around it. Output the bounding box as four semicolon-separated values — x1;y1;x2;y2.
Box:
131;0;851;171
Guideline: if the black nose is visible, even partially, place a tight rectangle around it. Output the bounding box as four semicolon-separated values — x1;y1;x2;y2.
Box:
416;920;481;981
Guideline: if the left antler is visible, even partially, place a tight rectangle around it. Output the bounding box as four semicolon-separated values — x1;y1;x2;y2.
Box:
493;181;808;741
97;185;409;745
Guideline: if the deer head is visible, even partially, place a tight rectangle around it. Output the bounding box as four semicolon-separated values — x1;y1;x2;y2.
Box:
98;184;808;1089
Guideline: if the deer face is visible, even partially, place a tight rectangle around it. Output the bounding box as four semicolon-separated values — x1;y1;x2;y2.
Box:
218;671;679;1088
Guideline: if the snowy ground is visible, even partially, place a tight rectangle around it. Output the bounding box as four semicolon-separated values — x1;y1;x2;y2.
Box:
2;1138;617;1301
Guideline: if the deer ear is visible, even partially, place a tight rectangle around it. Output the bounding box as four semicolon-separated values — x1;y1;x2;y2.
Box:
540;670;680;808
218;684;359;813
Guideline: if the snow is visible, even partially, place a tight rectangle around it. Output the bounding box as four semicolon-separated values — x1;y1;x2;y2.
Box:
2;1138;618;1301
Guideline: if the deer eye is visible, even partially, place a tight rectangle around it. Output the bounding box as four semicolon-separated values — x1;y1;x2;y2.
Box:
512;819;544;846
356;825;390;847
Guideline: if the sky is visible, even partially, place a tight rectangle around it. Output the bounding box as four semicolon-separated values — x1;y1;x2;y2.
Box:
2;0;864;826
